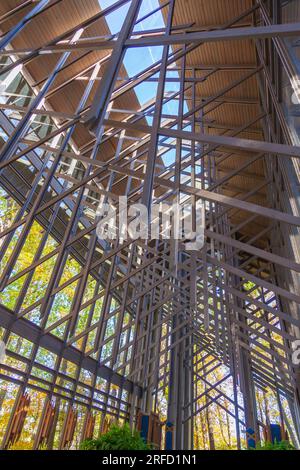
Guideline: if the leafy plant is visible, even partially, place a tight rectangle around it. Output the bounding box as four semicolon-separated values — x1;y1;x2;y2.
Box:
80;423;151;450
251;440;295;451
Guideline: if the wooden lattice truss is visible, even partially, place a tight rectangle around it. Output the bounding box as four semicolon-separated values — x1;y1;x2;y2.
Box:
0;0;300;450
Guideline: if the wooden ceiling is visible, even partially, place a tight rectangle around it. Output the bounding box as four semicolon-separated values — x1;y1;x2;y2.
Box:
0;0;151;196
161;0;268;242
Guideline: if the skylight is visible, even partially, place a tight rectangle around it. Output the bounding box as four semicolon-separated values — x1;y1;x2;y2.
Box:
98;0;188;166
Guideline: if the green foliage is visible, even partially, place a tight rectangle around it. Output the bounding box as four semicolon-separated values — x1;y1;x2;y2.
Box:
80;423;150;451
252;440;295;451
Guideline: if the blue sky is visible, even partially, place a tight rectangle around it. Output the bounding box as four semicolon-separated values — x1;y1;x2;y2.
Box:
99;0;189;167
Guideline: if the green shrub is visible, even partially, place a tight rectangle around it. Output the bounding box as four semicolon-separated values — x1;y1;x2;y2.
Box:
80;423;150;450
252;440;295;451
